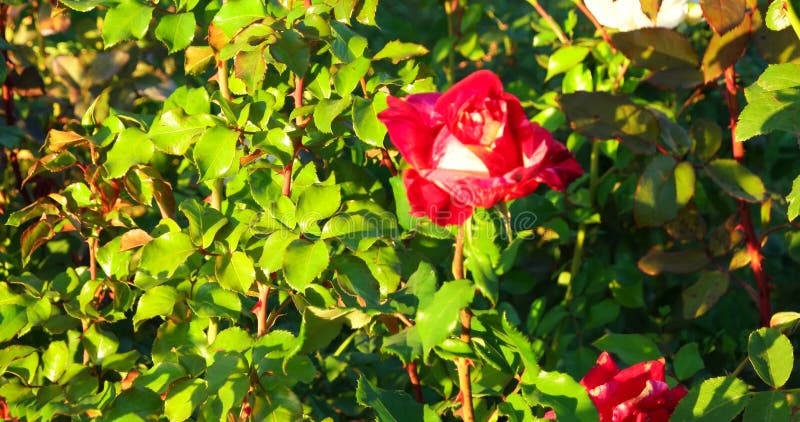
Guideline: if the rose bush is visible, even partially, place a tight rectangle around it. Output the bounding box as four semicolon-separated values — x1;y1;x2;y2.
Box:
378;70;583;226
584;0;689;31
579;352;688;422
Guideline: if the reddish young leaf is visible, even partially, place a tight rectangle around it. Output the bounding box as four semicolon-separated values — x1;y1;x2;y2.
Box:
700;0;747;35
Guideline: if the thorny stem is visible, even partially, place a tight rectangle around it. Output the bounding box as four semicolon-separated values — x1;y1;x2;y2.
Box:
722;66;772;326
452;224;474;422
283;74;306;196
256;284;269;337
527;0;569;44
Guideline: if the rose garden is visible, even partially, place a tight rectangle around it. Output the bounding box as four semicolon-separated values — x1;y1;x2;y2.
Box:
1;0;799;421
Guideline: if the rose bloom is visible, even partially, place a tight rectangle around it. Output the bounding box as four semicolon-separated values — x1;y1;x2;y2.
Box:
585;0;688;31
579;352;688;422
378;70;582;226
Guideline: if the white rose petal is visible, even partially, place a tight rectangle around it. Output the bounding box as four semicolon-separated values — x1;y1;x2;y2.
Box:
584;0;690;31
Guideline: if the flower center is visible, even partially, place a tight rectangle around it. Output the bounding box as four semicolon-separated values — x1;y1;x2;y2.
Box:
455;98;507;147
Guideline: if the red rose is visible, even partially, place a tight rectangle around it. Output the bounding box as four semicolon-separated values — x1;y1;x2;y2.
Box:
378;70;583;226
580;352;688;422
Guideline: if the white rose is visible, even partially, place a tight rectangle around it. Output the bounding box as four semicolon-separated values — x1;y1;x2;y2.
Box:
584;0;689;31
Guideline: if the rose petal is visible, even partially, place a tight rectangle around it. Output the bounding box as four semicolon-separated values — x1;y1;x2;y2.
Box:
435;70;505;126
403;168;473;226
378;93;442;169
581;351;621;389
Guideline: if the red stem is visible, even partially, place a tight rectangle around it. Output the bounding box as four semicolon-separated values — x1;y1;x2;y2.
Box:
722;66;772;326
406;361;423;403
574;0;613;47
283;75;305;197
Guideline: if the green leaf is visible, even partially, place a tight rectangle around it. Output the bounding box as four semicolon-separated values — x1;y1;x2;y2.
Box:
682;270;729;319
193;125;239;182
314;97;351;133
102;0;154;47
592;333;661;365
83;324;119;365
136;232;196;286
180;199;229;249
674;342;705;380
282;240;329;291
205;351;249;418
133;285;178;329
103;387;164;420
787;175;800;221
105;127;154;179
671;376;750;422
333;57;371;95
188;281;242;320
296;184;341;232
271;29;310;76
155;12;196;53
332;255;381;307
638;247;711;276
748;327;793;388
355;375;424;422
766;0;791;31
559;92;659;154
41;341;69;383
528;370;599;422
690;118;723;162
611;28;698;71
352;94;388;147
545;46;590;81
743;391;790;422
164;378;207;422
416;279;475;356
373;40;429;62
149;108;218;155
252;385;303;421
211;0;267;38
59;0;109;12
705;159;766;202
634;156;695;227
215;251;256;294
736;63;800;141
132;362;187;394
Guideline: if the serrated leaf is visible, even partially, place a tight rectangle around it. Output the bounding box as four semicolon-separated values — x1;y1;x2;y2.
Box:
105;127;154;178
193;126;239;182
314;97;350;133
638;247;710;276
545;46;590;81
748;327;793;388
356;375;424;422
149;108;218;155
333;57;371;95
592;333;662;364
271;29;309;76
155;12;196;53
296;184;341;232
671;376;749;422
352;94;388;147
682;271;729;319
133;285;178;329
674;342;705;380
374;40;429;62
736;63;800;142
701;12;751;83
137;232;196;282
211;0;266;38
102;0;154;47
282;240;329;291
634;156;695;227
742;391;790;422
188;281;242;320
416;279;474;356
215;251;256;294
528;370;599;422
559;92;659;154
700;0;747;35
83;324;119;365
164;378;207;422
705;159;766;202
42;341;69;383
180;199;229;249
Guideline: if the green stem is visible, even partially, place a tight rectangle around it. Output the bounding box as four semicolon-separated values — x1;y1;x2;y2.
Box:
444;0;459;86
527;0;569;44
785;0;800;42
731;357;749;378
565;141;599;302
